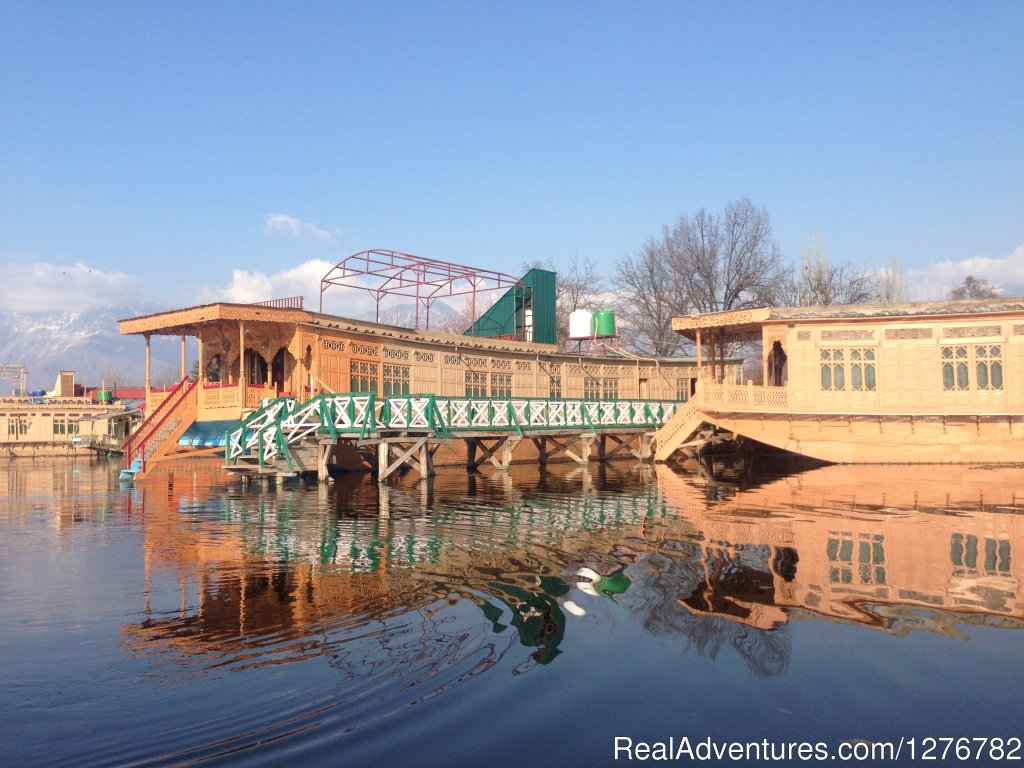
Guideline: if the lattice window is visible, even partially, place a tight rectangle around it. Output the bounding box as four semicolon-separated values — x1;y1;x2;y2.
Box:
490;373;512;398
549;375;562;399
602;378;619;400
583;377;601;400
676;377;691;402
849;348;876;391
975;344;1003;390
820;349;845;391
465;371;487;398
942;346;969;391
350;360;379;394
383;364;410;395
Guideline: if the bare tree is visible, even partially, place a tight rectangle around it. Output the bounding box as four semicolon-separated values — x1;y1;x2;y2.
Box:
430;294;497;335
873;258;906;305
781;234;876;306
612;236;687;356
662;197;787;379
949;275;1000;300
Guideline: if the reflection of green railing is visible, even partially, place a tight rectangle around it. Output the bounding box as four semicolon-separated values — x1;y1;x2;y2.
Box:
217;491;669;570
226;392;681;470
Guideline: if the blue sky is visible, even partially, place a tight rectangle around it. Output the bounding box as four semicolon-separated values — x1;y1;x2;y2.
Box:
2;1;1022;315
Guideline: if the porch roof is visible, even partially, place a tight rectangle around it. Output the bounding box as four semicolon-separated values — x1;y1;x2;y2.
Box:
119;303;312;336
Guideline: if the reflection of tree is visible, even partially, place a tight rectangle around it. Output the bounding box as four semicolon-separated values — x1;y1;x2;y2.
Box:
624;548;791;677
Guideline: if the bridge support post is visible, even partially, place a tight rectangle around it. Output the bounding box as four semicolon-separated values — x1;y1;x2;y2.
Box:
532;437;549;465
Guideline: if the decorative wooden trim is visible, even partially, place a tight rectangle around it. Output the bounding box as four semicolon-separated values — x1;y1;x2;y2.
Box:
943;325;1001;338
885;328;932;340
821;329;874;341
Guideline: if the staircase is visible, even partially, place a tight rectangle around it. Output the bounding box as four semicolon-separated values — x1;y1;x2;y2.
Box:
653;397;707;462
121;378;200;479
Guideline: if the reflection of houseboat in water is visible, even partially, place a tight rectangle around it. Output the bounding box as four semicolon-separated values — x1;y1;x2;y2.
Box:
654;464;1023;633
659;298;1024;463
116;461;1023;682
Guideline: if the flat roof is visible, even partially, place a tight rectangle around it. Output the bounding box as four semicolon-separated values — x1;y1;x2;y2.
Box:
672;297;1024;338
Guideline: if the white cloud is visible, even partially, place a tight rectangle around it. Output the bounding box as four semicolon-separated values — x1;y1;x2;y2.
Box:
199;259;376;316
908;245;1024;300
264;213;337;243
0;259;139;312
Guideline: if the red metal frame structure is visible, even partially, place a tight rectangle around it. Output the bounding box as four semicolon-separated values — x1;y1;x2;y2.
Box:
319;250;524;335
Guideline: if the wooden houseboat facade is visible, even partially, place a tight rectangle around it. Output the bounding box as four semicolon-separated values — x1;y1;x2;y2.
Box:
658;298;1024;464
118;300;735;478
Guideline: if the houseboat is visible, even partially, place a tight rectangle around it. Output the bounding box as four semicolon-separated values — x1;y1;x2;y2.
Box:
118;260;736;479
658;298;1024;464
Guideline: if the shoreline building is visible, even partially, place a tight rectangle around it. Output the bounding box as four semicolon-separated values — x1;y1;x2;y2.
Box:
0;371;139;458
657;298;1024;464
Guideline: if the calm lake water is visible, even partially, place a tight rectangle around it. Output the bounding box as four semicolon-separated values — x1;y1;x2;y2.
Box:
2;456;1022;767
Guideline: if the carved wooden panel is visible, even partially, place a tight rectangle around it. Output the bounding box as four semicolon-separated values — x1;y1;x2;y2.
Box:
885;328;933;340
943;325;1001;338
821;329;874;341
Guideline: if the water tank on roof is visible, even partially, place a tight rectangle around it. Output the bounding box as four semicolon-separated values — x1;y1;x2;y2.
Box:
97;389;113;403
592;308;616;338
568;309;593;339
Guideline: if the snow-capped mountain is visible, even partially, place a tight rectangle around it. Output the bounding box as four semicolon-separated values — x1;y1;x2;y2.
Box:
0;305;187;391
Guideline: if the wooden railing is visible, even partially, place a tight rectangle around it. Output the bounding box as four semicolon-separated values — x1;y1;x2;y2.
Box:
653;398;704;462
123;377;199;473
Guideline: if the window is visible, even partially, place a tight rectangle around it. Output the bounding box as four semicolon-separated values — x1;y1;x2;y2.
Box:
942;346;969;391
548;375;562;399
382;364;410;396
952;533;1011;576
583;377;601;400
465;371;487;398
490;373;512;398
975;345;1003;390
350;360;379;393
676;378;691;402
821;348;876;392
828;531;886;585
849;349;876;391
942;345;1001;391
602;378;619;400
820;349;845;391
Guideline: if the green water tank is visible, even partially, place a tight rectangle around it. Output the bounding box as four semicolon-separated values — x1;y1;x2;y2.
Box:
591;308;616;337
97;389;113;403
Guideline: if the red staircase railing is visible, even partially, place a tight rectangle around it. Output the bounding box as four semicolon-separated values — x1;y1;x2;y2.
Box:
122;377;200;473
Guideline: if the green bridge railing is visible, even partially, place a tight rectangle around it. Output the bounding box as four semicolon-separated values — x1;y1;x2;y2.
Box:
226;392;681;470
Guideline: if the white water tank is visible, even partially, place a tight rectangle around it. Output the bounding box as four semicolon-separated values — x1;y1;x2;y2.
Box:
568;309;593;339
